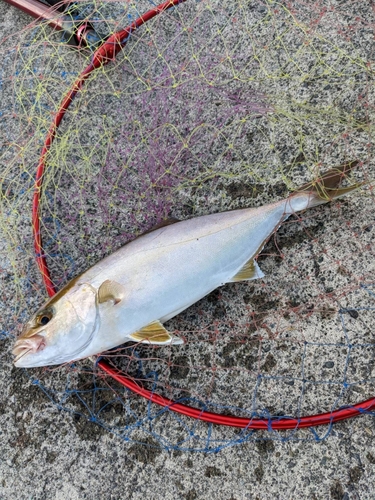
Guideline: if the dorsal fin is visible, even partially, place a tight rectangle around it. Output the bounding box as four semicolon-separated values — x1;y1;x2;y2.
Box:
142;218;180;235
229;258;265;282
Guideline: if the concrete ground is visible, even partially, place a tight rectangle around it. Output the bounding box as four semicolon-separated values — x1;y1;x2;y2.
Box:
1;1;375;499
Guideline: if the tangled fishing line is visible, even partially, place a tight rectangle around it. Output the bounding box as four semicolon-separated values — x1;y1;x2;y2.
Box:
1;0;374;451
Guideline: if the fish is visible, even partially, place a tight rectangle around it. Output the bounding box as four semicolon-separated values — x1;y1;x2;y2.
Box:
13;161;365;368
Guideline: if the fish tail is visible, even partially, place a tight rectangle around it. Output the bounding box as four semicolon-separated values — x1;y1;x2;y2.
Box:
286;160;366;213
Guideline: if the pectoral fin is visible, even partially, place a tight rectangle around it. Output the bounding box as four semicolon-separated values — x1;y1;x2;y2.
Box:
229;258;265;282
130;320;184;345
98;280;126;304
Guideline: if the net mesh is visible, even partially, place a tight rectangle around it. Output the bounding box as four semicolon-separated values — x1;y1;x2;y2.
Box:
1;0;374;452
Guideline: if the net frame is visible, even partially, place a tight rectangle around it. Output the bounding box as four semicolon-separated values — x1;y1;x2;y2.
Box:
24;0;375;432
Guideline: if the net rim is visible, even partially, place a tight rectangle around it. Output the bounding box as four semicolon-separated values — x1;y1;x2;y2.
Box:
30;0;375;430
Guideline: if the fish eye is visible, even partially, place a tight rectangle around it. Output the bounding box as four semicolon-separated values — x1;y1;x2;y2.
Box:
36;310;53;326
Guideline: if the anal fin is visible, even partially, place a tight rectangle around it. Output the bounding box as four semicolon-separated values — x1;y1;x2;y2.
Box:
229;258;265;282
130;320;184;345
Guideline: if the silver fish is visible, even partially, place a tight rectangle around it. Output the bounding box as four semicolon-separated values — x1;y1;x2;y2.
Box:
13;162;363;367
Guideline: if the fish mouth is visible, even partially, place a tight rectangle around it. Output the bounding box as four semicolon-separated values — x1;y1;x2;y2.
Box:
13;334;46;364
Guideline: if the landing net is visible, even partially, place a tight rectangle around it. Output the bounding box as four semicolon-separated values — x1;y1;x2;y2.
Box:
1;0;374;451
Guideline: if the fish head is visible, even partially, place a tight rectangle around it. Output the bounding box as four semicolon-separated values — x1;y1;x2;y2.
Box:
13;281;98;368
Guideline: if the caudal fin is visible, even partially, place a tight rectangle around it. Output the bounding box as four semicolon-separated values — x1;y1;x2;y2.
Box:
287;160;365;213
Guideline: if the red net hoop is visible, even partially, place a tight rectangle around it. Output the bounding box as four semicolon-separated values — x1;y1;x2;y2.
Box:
29;0;375;432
